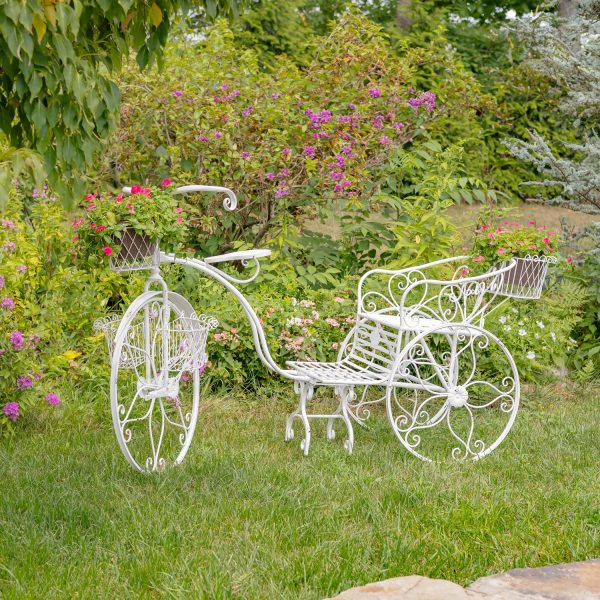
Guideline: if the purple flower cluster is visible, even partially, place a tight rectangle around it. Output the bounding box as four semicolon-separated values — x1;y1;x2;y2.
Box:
16;265;27;273
0;274;4;289
1;219;15;229
302;145;316;159
241;105;254;117
213;89;241;103
172;90;183;98
304;109;333;129
3;241;16;253
371;115;384;129
45;392;60;405
9;330;24;350
16;375;33;390
1;297;15;310
3;402;19;422
407;91;436;112
334;180;352;193
368;87;381;98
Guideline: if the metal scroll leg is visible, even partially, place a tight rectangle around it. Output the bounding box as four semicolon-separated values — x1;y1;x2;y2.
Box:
327;385;355;454
285;381;313;456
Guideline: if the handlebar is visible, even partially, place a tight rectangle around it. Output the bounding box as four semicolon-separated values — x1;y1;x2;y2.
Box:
121;184;238;211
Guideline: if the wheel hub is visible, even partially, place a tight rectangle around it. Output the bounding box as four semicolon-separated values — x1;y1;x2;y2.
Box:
448;385;468;408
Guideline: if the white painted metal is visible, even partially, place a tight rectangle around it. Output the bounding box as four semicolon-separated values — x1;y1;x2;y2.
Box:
101;183;553;467
204;249;272;264
95;291;216;472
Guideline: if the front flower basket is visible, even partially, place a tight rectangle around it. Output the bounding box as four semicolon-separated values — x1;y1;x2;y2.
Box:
494;255;557;300
109;228;159;273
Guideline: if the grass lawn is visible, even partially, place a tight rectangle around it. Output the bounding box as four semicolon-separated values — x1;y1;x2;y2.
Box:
0;383;599;599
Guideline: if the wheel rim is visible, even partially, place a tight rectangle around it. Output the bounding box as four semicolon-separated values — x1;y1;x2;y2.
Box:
386;324;520;462
110;292;205;472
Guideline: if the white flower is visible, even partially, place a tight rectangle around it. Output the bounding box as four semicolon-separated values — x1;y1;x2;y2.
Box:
536;321;545;329
518;329;527;336
504;325;511;332
499;316;507;324
286;316;302;327
526;351;536;360
518;321;524;326
312;311;320;320
512;308;518;314
568;337;576;344
550;332;556;341
291;297;298;306
534;333;540;339
299;299;315;308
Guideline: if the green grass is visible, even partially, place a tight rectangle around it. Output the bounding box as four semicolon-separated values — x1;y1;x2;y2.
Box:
1;383;599;599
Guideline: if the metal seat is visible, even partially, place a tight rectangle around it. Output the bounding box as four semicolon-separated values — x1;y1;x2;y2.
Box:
286;359;387;386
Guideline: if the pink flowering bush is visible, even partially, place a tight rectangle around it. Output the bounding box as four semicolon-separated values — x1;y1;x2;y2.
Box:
470;219;561;270
101;16;440;257
74;181;187;264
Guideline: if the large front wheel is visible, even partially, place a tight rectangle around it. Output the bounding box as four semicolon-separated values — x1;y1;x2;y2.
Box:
109;291;214;472
386;324;520;462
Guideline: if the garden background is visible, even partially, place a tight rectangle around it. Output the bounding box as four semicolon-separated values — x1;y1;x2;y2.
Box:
1;0;600;597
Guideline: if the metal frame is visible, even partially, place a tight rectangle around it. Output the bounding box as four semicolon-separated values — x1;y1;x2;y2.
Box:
98;184;555;469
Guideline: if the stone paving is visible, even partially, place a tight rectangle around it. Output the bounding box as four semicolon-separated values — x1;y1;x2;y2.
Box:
328;560;600;599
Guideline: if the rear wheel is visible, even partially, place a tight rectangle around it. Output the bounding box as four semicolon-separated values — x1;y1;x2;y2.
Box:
386;324;519;462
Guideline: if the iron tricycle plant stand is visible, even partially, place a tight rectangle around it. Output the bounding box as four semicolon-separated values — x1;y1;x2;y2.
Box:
96;184;555;471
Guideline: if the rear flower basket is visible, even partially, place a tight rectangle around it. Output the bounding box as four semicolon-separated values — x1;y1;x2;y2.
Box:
494;255;557;300
109;228;160;273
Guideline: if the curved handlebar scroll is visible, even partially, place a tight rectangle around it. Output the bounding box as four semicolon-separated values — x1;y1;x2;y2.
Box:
121;184;238;211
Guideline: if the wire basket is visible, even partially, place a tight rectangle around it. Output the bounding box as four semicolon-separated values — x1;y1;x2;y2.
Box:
493;255;557;300
94;312;218;371
109;228;160;273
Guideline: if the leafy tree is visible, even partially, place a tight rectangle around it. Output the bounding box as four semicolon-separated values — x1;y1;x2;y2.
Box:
0;0;240;206
506;0;600;213
232;0;315;68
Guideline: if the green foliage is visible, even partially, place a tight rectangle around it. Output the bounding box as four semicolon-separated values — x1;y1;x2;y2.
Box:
0;187;141;432
0;0;240;205
507;0;600;212
486;279;591;381
232;0;315;68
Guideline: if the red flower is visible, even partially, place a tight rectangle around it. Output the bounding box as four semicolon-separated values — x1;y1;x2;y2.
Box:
473;255;484;262
543;237;550;245
96;225;106;232
102;246;113;256
567;256;573;264
131;185;142;194
176;217;184;224
161;178;172;188
175;207;183;213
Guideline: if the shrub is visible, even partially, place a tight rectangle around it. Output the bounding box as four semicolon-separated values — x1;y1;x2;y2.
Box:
0;188;139;432
99;16;440;259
